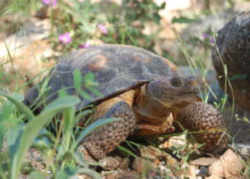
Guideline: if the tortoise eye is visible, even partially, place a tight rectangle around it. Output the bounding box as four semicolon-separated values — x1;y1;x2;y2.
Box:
170;77;182;87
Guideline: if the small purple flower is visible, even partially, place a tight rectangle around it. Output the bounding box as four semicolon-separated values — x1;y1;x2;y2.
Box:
210;37;215;44
79;42;90;49
58;32;72;44
202;32;215;45
97;24;108;35
42;0;57;7
202;33;210;40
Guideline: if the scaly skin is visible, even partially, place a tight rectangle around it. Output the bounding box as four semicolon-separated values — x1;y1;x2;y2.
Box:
81;78;228;160
83;101;136;160
176;102;228;153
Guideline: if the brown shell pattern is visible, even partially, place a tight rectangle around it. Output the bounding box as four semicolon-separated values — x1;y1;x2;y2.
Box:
27;44;177;110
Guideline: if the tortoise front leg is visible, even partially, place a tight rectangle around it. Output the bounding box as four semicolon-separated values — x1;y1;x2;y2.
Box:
176;102;228;153
80;101;136;160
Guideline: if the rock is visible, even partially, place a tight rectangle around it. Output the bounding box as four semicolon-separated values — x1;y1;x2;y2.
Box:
221;149;244;178
0;17;55;91
209;149;245;178
0;17;51;59
159;134;187;150
101;169;139;179
206;176;223;179
76;174;93;179
209;159;225;178
211;11;250;159
210;11;250;159
212;11;250;111
99;156;129;170
190;157;217;166
132;157;154;174
232;143;250;158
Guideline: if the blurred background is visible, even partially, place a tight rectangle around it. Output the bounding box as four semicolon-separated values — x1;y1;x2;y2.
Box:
0;0;248;93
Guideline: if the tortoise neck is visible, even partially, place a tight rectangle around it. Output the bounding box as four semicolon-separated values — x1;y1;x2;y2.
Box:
133;85;171;123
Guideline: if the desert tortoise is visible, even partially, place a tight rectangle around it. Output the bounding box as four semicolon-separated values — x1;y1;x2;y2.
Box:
24;44;228;159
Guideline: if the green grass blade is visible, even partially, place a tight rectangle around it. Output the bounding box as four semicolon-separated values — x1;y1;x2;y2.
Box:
62;107;76;151
73;69;92;101
117;145;137;158
42;95;80;113
0;92;34;120
172;16;199;24
28;171;47;179
11;95;80;179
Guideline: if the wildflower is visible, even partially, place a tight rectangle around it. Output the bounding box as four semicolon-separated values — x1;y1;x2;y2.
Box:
210;37;215;44
202;32;215;45
97;24;108;35
42;0;57;7
202;33;210;40
58;32;72;44
79;42;90;49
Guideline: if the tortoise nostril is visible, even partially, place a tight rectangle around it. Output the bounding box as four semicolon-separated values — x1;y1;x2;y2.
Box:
170;77;182;87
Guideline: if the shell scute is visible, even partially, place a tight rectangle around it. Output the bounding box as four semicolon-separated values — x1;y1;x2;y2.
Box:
24;44;177;110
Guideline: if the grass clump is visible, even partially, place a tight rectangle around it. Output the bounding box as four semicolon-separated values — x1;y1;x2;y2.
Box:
0;90;124;178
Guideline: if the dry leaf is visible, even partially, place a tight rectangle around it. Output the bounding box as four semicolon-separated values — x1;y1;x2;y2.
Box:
190;157;217;166
99;157;122;170
132;157;154;173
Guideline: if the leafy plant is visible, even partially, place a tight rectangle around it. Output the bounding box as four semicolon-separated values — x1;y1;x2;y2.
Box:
0;67;126;178
0;91;124;178
103;0;165;50
3;0;166;52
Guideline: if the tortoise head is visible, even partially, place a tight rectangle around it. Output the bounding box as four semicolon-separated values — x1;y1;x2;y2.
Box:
146;76;200;111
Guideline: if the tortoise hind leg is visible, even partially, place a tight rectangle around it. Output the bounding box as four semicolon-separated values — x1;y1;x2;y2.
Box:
80;101;136;160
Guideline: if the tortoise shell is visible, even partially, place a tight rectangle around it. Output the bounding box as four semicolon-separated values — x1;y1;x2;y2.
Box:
24;44;178;111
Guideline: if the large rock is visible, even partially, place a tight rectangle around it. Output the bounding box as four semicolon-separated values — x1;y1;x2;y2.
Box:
212;11;250;111
0;18;55;91
212;11;250;157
